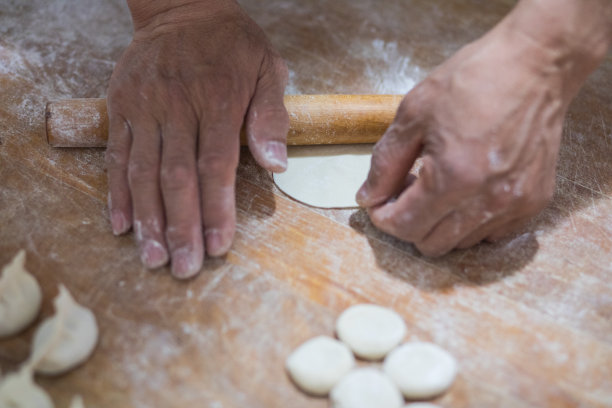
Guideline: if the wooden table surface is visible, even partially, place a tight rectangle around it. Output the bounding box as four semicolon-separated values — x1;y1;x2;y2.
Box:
1;1;611;407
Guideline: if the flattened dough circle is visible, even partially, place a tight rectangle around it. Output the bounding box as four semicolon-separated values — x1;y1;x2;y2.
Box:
336;304;407;360
273;144;373;208
286;335;355;396
330;368;403;408
383;342;457;399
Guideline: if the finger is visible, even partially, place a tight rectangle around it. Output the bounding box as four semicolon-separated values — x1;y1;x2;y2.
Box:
198;106;243;257
456;215;528;249
127;117;169;270
105;113;133;235
245;51;290;173
416;209;494;257
367;167;452;244
356;96;424;208
486;217;531;242
160;111;203;279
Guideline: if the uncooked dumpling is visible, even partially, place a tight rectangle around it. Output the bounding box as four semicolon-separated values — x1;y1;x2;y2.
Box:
0;367;54;408
28;284;98;375
383;342;457;399
273;144;373;208
336;304;407;360
286;335;355;396
330;368;403;408
0;250;42;338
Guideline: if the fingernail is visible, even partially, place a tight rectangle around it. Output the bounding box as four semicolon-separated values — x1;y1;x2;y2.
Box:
356;183;370;206
171;247;201;279
264;141;288;171
111;210;128;235
140;240;168;269
205;229;231;257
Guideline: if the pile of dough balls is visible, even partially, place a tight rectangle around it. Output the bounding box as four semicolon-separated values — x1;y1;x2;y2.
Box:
286;304;458;408
0;250;99;408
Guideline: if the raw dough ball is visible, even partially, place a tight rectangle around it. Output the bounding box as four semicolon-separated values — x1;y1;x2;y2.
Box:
336;304;407;360
70;395;85;408
0;250;42;338
383;342;457;399
29;284;98;375
330;368;403;408
0;367;54;408
273;144;373;208
286;335;355;396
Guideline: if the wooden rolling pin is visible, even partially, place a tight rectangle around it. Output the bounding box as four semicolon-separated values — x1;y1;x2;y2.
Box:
45;95;403;148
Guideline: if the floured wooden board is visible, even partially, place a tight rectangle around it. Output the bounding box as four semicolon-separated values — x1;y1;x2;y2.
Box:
1;0;612;407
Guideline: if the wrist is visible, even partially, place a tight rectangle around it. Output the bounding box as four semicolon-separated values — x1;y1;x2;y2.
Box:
127;0;240;32
502;0;612;97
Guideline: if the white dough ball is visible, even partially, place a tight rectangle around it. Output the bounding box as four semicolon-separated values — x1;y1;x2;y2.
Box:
30;285;99;375
70;395;85;408
336;304;407;360
330;368;404;408
286;335;355;396
0;250;42;338
0;368;54;408
384;342;457;399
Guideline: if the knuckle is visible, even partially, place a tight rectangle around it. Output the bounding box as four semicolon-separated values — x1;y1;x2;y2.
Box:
105;147;127;169
197;153;236;179
165;225;198;251
161;160;196;191
442;159;486;192
128;160;158;186
272;56;289;83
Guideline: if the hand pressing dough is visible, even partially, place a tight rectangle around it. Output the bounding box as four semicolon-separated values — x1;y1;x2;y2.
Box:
330;368;403;408
336;304;407;360
286;335;355;396
0;367;54;408
384;342;457;399
28;284;98;375
273;144;373;208
0;250;42;338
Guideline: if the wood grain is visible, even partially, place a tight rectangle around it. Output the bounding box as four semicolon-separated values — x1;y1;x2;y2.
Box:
1;0;611;407
46;95;403;147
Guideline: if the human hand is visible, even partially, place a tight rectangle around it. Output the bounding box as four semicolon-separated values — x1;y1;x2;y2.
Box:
105;0;289;278
356;20;575;257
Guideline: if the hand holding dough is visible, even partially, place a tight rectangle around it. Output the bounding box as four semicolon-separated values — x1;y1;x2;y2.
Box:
28;285;99;375
0;250;42;338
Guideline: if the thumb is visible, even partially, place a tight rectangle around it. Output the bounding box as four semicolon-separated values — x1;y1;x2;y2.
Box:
245;50;290;173
356;95;424;208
